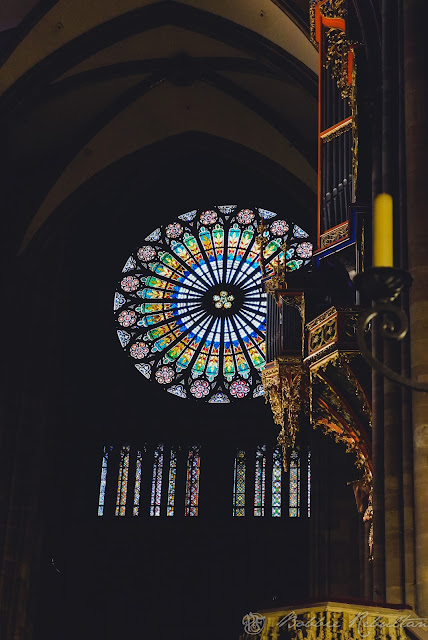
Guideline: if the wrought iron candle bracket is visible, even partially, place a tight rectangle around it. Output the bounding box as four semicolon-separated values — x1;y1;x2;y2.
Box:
353;267;428;392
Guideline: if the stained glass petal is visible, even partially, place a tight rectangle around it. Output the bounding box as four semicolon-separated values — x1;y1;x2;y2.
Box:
135;363;151;378
117;329;130;347
167;385;187;398
217;205;237;214
208;393;230;403
253;384;265;398
122;256;136;272
178;210;198;222
293;224;309;238
258;208;277;219
114;292;126;310
145;228;162;241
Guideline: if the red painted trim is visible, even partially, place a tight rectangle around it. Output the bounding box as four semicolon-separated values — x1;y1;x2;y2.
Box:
322;16;346;31
348;47;354;85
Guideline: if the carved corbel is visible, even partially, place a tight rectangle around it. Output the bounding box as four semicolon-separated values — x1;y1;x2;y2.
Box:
262;358;307;470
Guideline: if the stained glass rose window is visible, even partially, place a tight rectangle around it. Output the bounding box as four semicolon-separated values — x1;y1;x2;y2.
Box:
114;205;312;402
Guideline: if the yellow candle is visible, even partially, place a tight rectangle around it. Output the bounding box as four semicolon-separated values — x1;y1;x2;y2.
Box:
373;193;393;267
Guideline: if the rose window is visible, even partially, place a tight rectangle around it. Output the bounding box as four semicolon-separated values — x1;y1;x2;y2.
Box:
114;205;312;402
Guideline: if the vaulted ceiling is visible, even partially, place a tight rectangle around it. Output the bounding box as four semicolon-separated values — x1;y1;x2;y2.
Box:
0;0;318;255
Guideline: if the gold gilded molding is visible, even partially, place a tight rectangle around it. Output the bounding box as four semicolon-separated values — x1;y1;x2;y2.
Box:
281;293;305;317
248;601;412;640
325;28;351;98
319;0;346;19
262;357;307;470
320;118;352;142
311;368;371;479
320;221;349;248
308;317;337;355
309;1;317;47
255;221;268;277
306;306;337;331
313;409;369;474
305;308;362;370
311;353;371;429
263;241;290;294
307;349;340;372
310;0;346;46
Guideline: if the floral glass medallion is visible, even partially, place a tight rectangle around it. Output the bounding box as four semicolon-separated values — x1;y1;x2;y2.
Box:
114;205;312;402
213;291;234;310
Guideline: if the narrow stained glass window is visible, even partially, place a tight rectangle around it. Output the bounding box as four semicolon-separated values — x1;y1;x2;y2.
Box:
272;446;282;517
307;450;311;517
150;445;164;516
167;449;177;516
233;450;246;516
133;450;143;516
98;445;112;516
115;445;130;516
289;449;300;517
254;445;266;516
185;446;201;516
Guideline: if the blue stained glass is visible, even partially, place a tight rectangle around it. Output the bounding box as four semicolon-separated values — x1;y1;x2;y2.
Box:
150;445;164;516
289;449;300;517
217;205;237;214
293;224;309;238
145;228;161;241
122;256;136;272
253;385;265;398
272;447;282;517
115;206;311;402
185;446;201;516
98;445;112;516
208;392;230;403
117;330;130;347
115;445;130;516
178;210;197;221
258;208;277;219
167;450;177;516
133;450;143;516
167;385;187;398
135;363;151;378
114;292;126;310
233;450;246;516
254;445;266;516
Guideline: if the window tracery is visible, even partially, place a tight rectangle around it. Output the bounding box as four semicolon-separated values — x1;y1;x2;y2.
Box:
115;445;130;516
185;446;201;516
150;445;164;517
272;446;282;517
98;445;310;517
254;445;267;516
233;450;246;516
289;449;301;517
114;206;312;403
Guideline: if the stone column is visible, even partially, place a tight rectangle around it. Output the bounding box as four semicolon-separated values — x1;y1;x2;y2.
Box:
373;0;408;604
404;0;428;618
